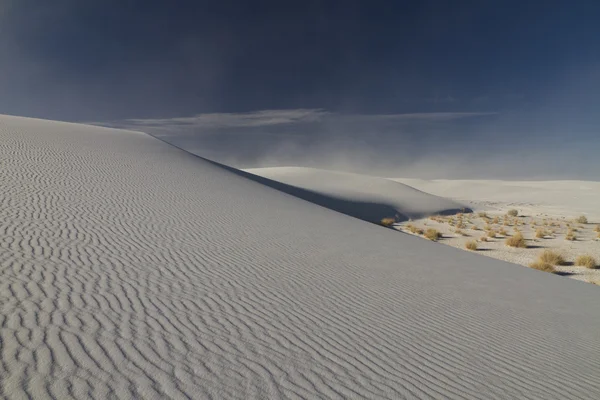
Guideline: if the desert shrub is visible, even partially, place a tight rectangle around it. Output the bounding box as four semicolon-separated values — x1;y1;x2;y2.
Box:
492;216;499;224
566;230;577;241
486;230;496;238
507;209;519;217
407;224;424;235
479;235;488;242
505;232;527;248
465;240;478;251
424;228;441;241
575;215;588;224
478;212;488;218
535;228;547;239
499;228;508;236
539;250;566;265
594;225;600;233
575;254;597;269
380;217;395;227
529;261;556;273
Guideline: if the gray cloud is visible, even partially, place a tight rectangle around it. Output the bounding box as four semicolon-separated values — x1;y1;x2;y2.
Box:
100;109;496;133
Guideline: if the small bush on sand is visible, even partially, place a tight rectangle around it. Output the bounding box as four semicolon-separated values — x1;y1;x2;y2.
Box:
507;209;519;217
594;225;600;233
492;216;499;224
566;230;576;241
465;240;478;251
529;261;556;273
479;235;488;242
424;228;442;241
380;218;395;227
407;224;424;235
478;212;488;218
575;254;597;269
505;232;527;248
539;250;566;265
499;228;508;236
575;215;588;224
486;230;496;238
535;228;547;239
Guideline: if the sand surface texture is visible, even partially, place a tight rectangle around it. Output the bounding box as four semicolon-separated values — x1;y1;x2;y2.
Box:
1;115;600;399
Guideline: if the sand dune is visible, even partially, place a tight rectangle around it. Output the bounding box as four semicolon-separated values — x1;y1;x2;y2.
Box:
393;178;600;220
1;114;600;399
245;167;467;222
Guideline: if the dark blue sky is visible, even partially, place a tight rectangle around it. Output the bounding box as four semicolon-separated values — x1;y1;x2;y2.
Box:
1;1;599;177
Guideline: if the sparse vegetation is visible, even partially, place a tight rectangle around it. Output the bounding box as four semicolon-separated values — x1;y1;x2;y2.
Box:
477;212;488;218
407;224;424;235
575;215;588;224
424;228;442;241
479;235;488;242
486;230;496;238
380;218;395;227
529;261;556;273
535;228;547;239
465;240;478;251
575;254;597;269
566;230;577;241
498;228;508;236
492;216;499;224
505;232;527;248
539;250;566;266
594;225;600;233
507;209;519;217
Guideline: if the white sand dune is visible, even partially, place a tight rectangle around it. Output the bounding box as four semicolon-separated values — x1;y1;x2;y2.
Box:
1;114;600;399
245;167;468;222
392;178;600;220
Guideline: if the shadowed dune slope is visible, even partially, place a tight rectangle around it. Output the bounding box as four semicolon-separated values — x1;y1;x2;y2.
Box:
245;167;468;222
1;114;600;399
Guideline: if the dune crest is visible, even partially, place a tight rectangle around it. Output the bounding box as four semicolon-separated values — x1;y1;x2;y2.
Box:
1;114;600;399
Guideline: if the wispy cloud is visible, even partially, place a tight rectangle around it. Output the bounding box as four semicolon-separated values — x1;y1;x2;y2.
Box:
97;109;497;132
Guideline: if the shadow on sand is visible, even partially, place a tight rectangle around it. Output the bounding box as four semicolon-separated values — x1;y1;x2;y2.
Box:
204;159;472;224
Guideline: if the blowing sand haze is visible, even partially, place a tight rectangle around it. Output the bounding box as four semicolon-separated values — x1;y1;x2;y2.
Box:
1;114;600;399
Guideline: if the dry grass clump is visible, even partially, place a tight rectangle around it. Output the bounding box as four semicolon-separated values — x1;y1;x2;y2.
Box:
380;217;395;227
594;225;600;233
486;229;496;238
479;235;488;242
575;215;588;224
492;216;499;224
465;240;478;251
505;232;527;248
498;228;508;236
477;212;488;218
575;254;597;269
597;232;600;240
507;209;519;217
535;228;548;239
539;250;566;266
406;224;424;235
565;229;577;241
455;229;468;236
529;261;556;273
424;228;442;241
